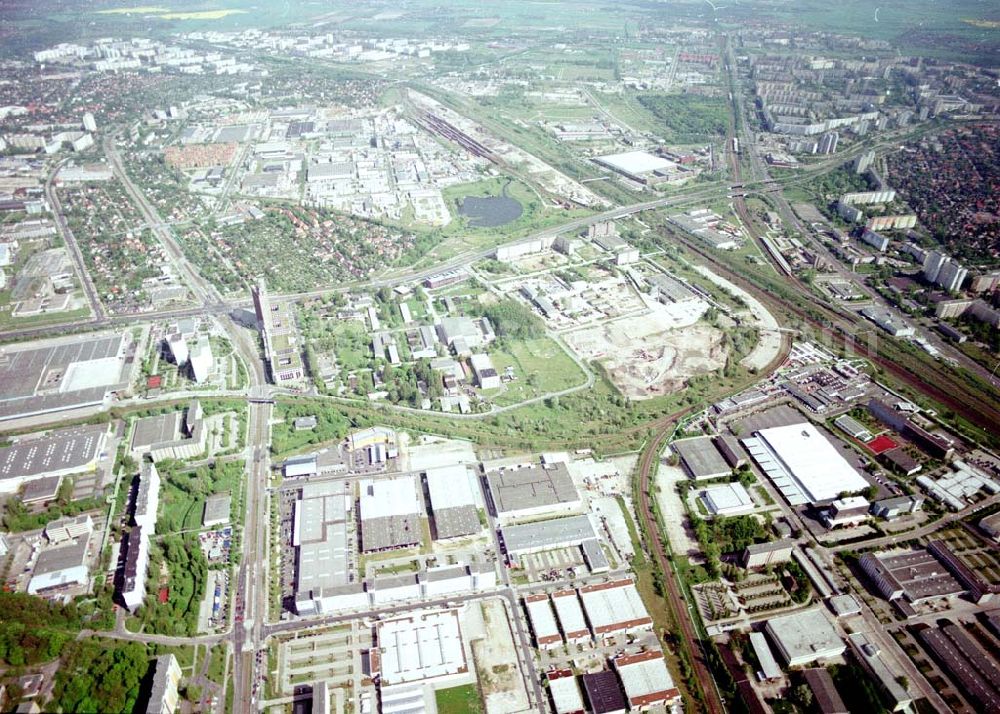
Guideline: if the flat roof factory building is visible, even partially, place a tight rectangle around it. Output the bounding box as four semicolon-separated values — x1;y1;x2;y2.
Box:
375;610;468;686
547;669;586;714
0;423;108;494
553;589;591;644
764;608;846;667
498;514;598;560
358;476;423;552
293;481;352;614
859;549;963;603
579;579;653;637
701;482;755;516
672;436;732;480
27;533;91;594
613;650;680;710
425;465;480;540
486;462;580;522
525;594;563;649
742;423;869;505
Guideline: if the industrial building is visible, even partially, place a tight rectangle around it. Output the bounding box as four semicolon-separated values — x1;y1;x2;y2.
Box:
498;514;598;559
846;633;913;712
833;414;873;442
297;562;495;615
742;422;869;505
593;150;690;186
821;496;871;528
0;333;130;422
764;608;845;667
868;398;954;460
980;512;1000;542
613;650;680;710
671;436;732;480
552;589;591;644
347;426;398;466
435;316;495;355
802;668;848;714
741;540;794;568
358;476;423;552
547;669;585;714
202;493;231;527
749;632;782;680
131;401;206;462
293;480;352;612
525;594;562;649
582;670;628;714
701;482;755;516
927;540;1000;604
860;307;915;337
870;495;923;520
0;423;108;494
145;653;182;714
374;610;468;685
282;447;348;479
44;514;94;545
27;533;91;594
425;465;480;540
859;549;963;603
579;579;653;637
486;462;580;522
916;624;1000;712
469;353;500;390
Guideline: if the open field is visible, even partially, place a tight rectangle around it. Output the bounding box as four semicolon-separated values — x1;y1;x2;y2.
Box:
436;684;483;714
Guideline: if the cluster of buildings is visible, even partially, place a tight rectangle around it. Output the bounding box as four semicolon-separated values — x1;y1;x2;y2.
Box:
34;37;256;75
185;29;470;63
163;320;214;384
668;209;742;250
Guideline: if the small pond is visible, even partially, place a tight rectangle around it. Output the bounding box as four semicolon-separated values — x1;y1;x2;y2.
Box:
458;195;523;227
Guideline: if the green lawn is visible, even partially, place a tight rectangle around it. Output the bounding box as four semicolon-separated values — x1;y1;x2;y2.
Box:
435;684;483;714
489;337;587;406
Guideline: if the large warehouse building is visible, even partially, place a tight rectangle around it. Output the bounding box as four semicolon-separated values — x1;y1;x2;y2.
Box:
359;476;423;552
0;423;108;494
498;514;598;561
374;609;468;686
486;462;580;522
742;422;868;504
613;650;680;710
764;608;845;667
425;465;480;540
578;579;653;637
293;481;353;613
27;533;91;594
859;549;964;603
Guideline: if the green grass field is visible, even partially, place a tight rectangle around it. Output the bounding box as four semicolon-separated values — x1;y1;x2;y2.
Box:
489;337;587;406
435;684;483;714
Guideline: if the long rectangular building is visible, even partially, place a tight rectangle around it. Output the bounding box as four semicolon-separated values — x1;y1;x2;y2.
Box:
613;650;680;710
486;462;580;522
499;514;597;558
579;579;653;637
0;423;108;494
743;422;868;504
425;465;480;540
552;590;591;644
525;594;562;649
